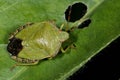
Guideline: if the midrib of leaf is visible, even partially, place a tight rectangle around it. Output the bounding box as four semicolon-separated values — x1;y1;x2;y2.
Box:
0;0;20;12
71;0;104;28
9;67;27;80
84;0;104;18
57;35;120;80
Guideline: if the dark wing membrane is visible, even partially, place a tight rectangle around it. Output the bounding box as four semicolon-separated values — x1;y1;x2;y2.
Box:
7;37;23;56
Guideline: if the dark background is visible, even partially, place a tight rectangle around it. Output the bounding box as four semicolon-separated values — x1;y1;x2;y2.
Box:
68;36;120;80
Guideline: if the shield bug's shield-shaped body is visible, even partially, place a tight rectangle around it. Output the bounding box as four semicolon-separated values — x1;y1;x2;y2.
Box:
7;2;90;66
7;22;69;65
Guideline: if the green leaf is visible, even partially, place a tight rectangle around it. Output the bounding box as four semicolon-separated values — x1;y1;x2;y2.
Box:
0;0;120;80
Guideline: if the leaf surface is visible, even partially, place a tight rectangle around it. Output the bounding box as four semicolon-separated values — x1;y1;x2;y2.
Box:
0;0;120;80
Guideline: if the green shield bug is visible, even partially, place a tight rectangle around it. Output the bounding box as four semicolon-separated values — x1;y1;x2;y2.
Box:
7;2;89;67
7;21;69;66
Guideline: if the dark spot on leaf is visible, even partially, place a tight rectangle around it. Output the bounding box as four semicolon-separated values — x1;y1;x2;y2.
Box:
65;2;87;22
7;37;23;56
78;19;91;29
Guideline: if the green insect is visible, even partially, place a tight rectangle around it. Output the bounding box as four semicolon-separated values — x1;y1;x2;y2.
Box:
7;21;69;65
7;2;89;66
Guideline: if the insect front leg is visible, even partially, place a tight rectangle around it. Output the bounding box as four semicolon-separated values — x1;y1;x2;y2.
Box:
60;43;76;53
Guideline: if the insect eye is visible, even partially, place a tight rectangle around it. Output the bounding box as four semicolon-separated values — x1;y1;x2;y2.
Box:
7;37;23;56
65;2;87;22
